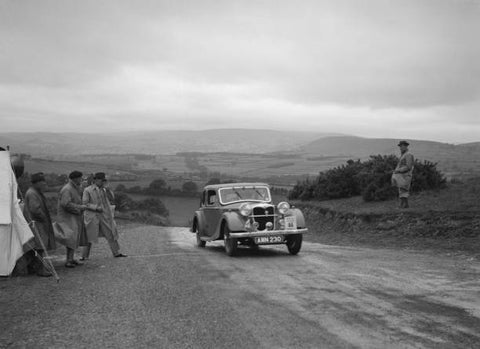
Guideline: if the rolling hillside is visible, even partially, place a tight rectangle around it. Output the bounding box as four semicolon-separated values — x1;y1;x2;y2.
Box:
2;131;479;178
300;136;480;176
0;129;331;157
300;136;459;157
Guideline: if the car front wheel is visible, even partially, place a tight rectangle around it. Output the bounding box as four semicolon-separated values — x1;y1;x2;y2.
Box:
286;234;302;255
223;225;237;256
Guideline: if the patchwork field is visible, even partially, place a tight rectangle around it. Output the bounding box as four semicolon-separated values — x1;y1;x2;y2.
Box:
23;152;352;187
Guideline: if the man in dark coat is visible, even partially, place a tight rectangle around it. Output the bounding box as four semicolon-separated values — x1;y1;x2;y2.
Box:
23;172;56;276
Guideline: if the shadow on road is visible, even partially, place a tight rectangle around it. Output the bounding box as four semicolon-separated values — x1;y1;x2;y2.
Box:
202;243;295;258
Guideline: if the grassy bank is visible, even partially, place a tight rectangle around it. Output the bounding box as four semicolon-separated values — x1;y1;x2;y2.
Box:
296;177;480;257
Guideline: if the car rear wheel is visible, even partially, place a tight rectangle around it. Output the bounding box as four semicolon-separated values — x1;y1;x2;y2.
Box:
286;234;302;255
196;232;206;247
223;225;237;256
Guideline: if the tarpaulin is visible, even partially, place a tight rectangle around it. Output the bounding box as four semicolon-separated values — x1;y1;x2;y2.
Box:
0;151;34;276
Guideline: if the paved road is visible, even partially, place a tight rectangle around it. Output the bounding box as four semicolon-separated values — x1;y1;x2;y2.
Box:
1;225;479;348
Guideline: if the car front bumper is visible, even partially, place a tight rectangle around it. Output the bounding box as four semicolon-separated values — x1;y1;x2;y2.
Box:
230;228;307;238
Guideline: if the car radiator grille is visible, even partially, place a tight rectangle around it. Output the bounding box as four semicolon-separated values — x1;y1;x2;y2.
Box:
252;206;274;230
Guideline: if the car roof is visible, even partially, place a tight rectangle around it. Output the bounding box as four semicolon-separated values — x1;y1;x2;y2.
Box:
204;182;270;191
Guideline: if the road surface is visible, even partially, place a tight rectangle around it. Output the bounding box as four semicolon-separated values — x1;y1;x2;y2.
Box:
1;225;479;348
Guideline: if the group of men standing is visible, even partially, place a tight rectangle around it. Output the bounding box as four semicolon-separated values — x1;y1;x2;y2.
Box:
22;171;126;277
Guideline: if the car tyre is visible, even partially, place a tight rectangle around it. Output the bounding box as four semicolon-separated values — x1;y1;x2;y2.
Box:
286;234;302;255
223;225;237;256
196;232;206;247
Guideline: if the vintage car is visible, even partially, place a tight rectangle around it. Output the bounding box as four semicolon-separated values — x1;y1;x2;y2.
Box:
191;182;308;256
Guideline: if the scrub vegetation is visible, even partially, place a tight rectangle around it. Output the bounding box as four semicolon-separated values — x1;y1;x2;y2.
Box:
289;155;447;202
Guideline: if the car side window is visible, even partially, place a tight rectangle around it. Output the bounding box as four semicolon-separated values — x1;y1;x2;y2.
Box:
207;190;217;206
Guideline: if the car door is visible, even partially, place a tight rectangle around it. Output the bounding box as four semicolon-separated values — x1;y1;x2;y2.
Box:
203;189;222;238
197;191;208;236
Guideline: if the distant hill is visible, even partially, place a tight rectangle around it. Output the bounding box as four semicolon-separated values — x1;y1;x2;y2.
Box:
0;129;333;157
1;131;479;177
301;136;480;176
457;142;480;152
300;136;459;157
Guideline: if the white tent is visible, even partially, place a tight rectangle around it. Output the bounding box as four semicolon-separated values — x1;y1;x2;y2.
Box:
0;151;34;276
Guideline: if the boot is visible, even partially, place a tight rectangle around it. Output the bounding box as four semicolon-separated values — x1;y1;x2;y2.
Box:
80;243;91;261
66;247;75;267
400;197;409;208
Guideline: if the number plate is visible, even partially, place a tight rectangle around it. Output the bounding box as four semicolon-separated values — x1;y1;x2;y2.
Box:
254;236;284;244
284;216;297;229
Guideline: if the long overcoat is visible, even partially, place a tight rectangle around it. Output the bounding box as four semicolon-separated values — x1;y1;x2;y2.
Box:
82;184;118;243
53;181;85;249
391;151;414;197
23;187;56;251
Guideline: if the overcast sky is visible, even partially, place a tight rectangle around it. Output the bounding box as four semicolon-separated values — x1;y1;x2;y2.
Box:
1;0;479;143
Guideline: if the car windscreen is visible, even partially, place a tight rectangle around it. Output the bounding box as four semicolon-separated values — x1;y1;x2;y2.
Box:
219;186;271;204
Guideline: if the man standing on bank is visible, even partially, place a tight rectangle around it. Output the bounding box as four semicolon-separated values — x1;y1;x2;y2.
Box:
392;140;415;208
54;171;87;268
81;172;126;260
23;172;56;276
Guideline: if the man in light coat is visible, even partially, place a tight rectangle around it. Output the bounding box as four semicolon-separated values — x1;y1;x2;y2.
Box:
392;140;414;208
81;172;126;259
54;171;87;268
23;172;56;276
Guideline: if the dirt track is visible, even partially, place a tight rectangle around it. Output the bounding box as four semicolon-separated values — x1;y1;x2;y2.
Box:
1;225;479;348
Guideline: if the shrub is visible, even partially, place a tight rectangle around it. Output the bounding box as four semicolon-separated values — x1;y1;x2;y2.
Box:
411;160;447;192
115;184;127;192
182;181;198;193
126;185;143;194
147;178;167;195
137;198;169;216
205;178;221;185
289;154;446;202
113;192;136;211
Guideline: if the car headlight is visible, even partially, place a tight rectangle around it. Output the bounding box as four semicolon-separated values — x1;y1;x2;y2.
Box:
239;203;252;216
277;202;290;215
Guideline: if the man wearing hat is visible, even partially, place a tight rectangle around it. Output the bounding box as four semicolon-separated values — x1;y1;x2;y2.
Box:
392;141;415;208
53;171;87;268
81;172;126;259
23;172;56;276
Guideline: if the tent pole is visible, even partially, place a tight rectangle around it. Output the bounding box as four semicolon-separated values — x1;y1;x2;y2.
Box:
28;221;60;283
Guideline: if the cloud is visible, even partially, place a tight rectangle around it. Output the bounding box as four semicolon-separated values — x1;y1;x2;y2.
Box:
0;0;479;142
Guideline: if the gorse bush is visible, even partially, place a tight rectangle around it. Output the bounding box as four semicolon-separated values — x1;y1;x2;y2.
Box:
289;155;446;202
117;179;200;197
113;191;169;216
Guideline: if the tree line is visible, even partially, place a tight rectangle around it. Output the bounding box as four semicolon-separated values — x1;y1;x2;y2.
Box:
114;178;199;197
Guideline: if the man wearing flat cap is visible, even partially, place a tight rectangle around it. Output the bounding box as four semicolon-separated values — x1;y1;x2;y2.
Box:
392;141;415;208
23;172;56;276
53;171;87;268
81;172;126;259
